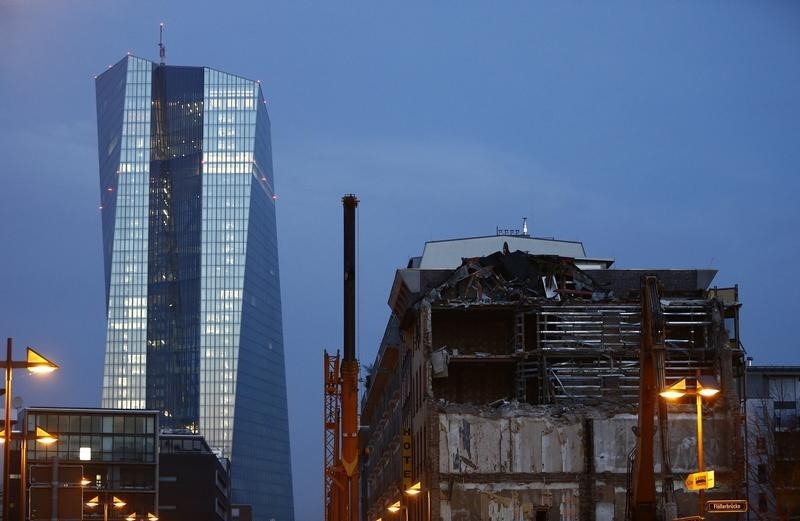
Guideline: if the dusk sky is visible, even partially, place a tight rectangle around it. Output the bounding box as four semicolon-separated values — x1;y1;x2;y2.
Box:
1;2;799;519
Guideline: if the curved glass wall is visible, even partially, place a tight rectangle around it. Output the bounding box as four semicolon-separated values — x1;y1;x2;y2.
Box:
96;57;293;521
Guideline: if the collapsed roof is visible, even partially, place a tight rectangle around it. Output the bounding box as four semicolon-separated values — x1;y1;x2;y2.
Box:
423;247;718;308
433;249;612;304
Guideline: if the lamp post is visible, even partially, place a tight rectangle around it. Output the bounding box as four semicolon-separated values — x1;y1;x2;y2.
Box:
0;424;57;521
405;481;430;521
660;370;720;517
85;495;127;521
386;500;408;521
1;338;59;521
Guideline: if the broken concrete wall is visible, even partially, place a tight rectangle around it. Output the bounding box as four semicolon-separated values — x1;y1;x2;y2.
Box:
439;482;580;521
593;413;736;474
439;413;585;474
435;410;738;521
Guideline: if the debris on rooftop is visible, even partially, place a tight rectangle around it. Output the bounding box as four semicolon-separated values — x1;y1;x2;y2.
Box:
433;248;614;305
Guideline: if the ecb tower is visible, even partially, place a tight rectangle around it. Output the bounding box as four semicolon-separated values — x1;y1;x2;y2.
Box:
95;54;293;521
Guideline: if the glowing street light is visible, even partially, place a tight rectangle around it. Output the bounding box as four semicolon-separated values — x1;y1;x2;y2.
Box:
386;500;408;521
659;379;687;400
0;426;57;445
0;424;58;521
86;495;127;521
1;338;59;521
33;426;57;444
25;348;59;374
125;513;159;521
405;481;431;521
404;482;422;496
660;371;720;518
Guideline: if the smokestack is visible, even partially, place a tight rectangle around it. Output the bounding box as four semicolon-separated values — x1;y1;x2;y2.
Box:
342;194;358;362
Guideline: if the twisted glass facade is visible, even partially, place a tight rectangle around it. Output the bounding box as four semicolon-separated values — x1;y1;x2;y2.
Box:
96;56;293;521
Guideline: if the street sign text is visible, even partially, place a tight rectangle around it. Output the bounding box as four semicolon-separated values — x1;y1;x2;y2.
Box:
707;500;748;513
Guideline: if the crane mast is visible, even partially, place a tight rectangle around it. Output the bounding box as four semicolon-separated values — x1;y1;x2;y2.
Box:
630;275;673;520
324;351;342;521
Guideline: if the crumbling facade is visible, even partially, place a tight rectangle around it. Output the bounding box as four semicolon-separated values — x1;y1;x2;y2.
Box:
360;237;746;521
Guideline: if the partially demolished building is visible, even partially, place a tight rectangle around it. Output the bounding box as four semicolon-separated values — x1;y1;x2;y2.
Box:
360;236;746;521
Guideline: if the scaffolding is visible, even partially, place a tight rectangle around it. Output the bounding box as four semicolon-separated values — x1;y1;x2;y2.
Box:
323;351;341;521
513;301;718;404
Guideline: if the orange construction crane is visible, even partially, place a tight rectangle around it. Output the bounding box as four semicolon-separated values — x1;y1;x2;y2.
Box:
324;195;360;521
629;276;675;520
324;350;342;521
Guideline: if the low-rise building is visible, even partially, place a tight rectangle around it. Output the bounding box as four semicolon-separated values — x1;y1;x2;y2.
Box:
22;407;159;521
361;235;746;521
158;432;231;521
745;365;800;520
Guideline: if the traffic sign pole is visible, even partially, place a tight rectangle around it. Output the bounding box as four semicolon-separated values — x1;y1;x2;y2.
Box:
696;390;705;516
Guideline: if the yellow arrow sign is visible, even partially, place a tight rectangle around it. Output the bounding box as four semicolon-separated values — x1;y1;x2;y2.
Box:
685;470;715;491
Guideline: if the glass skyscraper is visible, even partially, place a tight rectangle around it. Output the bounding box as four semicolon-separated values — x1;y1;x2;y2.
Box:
95;55;293;521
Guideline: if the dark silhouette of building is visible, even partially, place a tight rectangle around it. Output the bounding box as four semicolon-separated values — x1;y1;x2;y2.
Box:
158;433;231;521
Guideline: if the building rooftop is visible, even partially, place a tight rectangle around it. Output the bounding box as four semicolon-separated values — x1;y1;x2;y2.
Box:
417;235;613;270
747;365;800;373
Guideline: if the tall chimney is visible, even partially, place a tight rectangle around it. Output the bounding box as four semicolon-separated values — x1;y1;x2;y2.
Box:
342;194;358;362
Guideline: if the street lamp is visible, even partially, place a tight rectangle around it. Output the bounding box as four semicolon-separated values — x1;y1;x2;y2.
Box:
125;513;158;521
86;495;127;521
405;481;431;521
1;338;59;521
0;425;58;521
660;370;720;517
386;500;408;521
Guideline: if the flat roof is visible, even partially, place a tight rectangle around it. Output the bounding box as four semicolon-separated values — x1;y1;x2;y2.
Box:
24;407;160;415
419;235;610;269
747;365;800;373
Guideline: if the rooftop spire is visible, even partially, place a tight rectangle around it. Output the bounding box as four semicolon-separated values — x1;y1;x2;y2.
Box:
158;22;166;65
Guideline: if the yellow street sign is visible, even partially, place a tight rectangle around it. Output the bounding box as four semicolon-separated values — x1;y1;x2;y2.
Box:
402;428;412;489
685;470;715;491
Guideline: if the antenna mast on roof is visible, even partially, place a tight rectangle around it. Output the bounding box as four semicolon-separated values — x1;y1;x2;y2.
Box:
159;22;166;65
